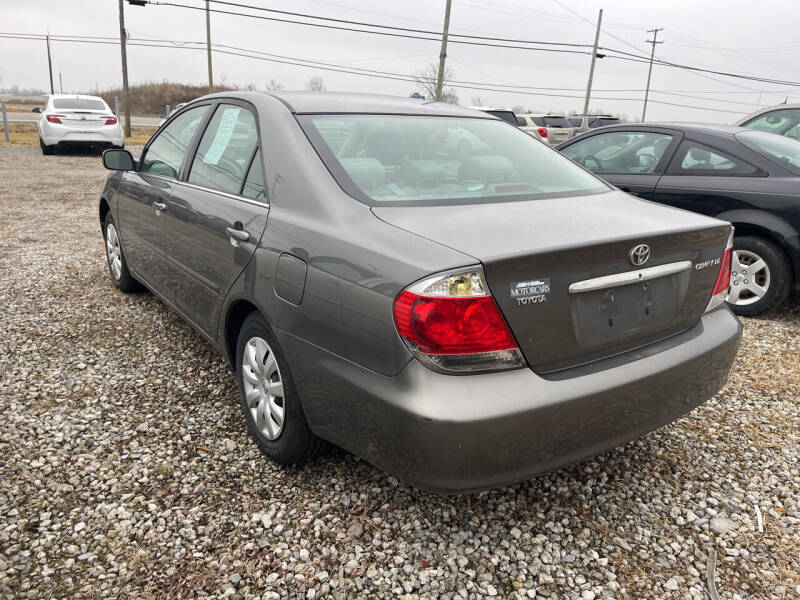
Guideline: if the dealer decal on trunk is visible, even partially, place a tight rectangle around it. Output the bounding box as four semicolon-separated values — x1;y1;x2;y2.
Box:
510;278;551;306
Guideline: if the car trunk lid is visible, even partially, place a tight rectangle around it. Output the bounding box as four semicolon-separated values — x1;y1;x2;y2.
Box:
55;110;111;130
373;190;731;373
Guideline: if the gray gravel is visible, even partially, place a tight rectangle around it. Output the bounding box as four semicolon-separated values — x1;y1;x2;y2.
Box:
0;144;798;599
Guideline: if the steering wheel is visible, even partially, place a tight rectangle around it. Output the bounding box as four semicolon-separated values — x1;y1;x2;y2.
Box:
581;154;602;170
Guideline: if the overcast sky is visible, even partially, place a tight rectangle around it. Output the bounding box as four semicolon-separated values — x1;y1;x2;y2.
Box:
2;0;799;122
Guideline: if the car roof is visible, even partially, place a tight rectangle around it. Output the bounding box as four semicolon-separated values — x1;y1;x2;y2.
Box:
520;113;570;118
262;91;493;117
595;122;752;136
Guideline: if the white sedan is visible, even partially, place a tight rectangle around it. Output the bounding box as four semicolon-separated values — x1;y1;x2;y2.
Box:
37;94;123;155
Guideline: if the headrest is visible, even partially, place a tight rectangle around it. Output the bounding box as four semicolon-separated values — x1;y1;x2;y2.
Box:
339;158;385;190
363;128;405;165
458;155;515;182
398;160;446;186
688;147;711;162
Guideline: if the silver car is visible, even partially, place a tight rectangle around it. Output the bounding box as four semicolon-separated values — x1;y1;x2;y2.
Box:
517;114;575;146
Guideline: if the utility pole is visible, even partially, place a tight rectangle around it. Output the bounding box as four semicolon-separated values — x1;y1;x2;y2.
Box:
642;28;663;122
118;0;131;138
59;72;63;93
434;0;452;102
46;34;54;95
205;0;213;92
582;9;603;117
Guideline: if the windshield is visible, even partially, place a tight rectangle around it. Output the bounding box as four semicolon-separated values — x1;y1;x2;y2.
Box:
52;97;107;110
301;115;608;205
737;130;800;175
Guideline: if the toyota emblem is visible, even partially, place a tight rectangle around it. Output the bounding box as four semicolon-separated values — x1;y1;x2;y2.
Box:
629;244;650;266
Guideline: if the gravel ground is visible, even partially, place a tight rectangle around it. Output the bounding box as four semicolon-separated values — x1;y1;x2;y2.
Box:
0;144;798;600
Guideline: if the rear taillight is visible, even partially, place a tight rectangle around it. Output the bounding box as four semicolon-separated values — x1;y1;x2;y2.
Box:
393;267;525;373
537;127;548;138
103;116;118;125
46;114;64;124
705;229;734;312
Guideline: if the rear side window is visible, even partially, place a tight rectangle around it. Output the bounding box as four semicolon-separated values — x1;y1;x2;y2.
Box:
188;104;259;195
141;105;209;178
588;117;622;128
669;141;758;176
52;97;106;110
242;150;267;201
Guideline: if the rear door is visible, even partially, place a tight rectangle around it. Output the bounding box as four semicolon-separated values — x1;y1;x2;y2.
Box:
116;104;211;298
162;101;268;337
559;129;680;198
654;139;765;216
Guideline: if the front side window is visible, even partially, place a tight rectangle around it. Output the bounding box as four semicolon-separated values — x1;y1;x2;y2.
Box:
670;141;758;176
188;104;259;195
742;109;800;138
141;105;209;178
302;115;608;205
737;130;800;175
561;131;673;174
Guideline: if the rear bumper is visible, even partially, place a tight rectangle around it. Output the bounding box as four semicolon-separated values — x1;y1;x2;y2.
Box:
40;123;123;146
279;307;741;493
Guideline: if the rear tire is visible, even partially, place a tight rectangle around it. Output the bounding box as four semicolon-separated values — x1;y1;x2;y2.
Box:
40;137;54;155
103;212;143;293
727;235;792;316
235;312;327;465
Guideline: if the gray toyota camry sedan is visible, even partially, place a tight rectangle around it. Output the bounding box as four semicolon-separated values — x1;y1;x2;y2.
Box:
99;92;741;492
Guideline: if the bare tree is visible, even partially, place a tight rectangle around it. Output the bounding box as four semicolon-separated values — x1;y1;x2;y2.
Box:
471;96;484;106
306;75;325;92
512;105;526;114
265;79;284;91
414;63;459;104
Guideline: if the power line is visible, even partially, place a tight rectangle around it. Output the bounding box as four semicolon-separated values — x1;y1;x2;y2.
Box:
0;31;755;114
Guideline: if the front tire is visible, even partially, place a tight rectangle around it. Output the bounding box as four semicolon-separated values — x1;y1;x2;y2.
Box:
103;213;143;293
235;313;327;465
727;235;792;316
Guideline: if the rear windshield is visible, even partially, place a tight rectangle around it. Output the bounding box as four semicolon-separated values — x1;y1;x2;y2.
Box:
568;117;582;127
483;110;520;126
301;115;608;205
52;97;107;110
532;116;572;128
737;130;800;175
588;117;623;128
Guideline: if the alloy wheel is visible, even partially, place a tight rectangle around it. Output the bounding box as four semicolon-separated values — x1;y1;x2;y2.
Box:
728;249;770;306
241;336;285;440
105;223;122;280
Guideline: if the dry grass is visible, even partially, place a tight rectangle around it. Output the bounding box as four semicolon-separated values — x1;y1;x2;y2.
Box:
0;122;155;146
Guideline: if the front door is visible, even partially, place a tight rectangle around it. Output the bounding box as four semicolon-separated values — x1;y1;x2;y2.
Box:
161;102;268;337
117;104;210;298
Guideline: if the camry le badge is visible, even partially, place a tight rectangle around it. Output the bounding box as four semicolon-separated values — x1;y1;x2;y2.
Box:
629;244;650;266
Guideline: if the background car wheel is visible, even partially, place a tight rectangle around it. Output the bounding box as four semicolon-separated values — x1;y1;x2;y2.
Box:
40;137;54;155
103;213;143;293
235;312;327;465
727;235;792;316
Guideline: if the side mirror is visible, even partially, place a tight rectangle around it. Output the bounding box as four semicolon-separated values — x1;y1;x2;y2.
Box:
103;148;135;171
32;107;41;113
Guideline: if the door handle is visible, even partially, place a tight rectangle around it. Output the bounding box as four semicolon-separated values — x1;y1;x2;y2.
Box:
152;201;167;211
226;227;250;243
